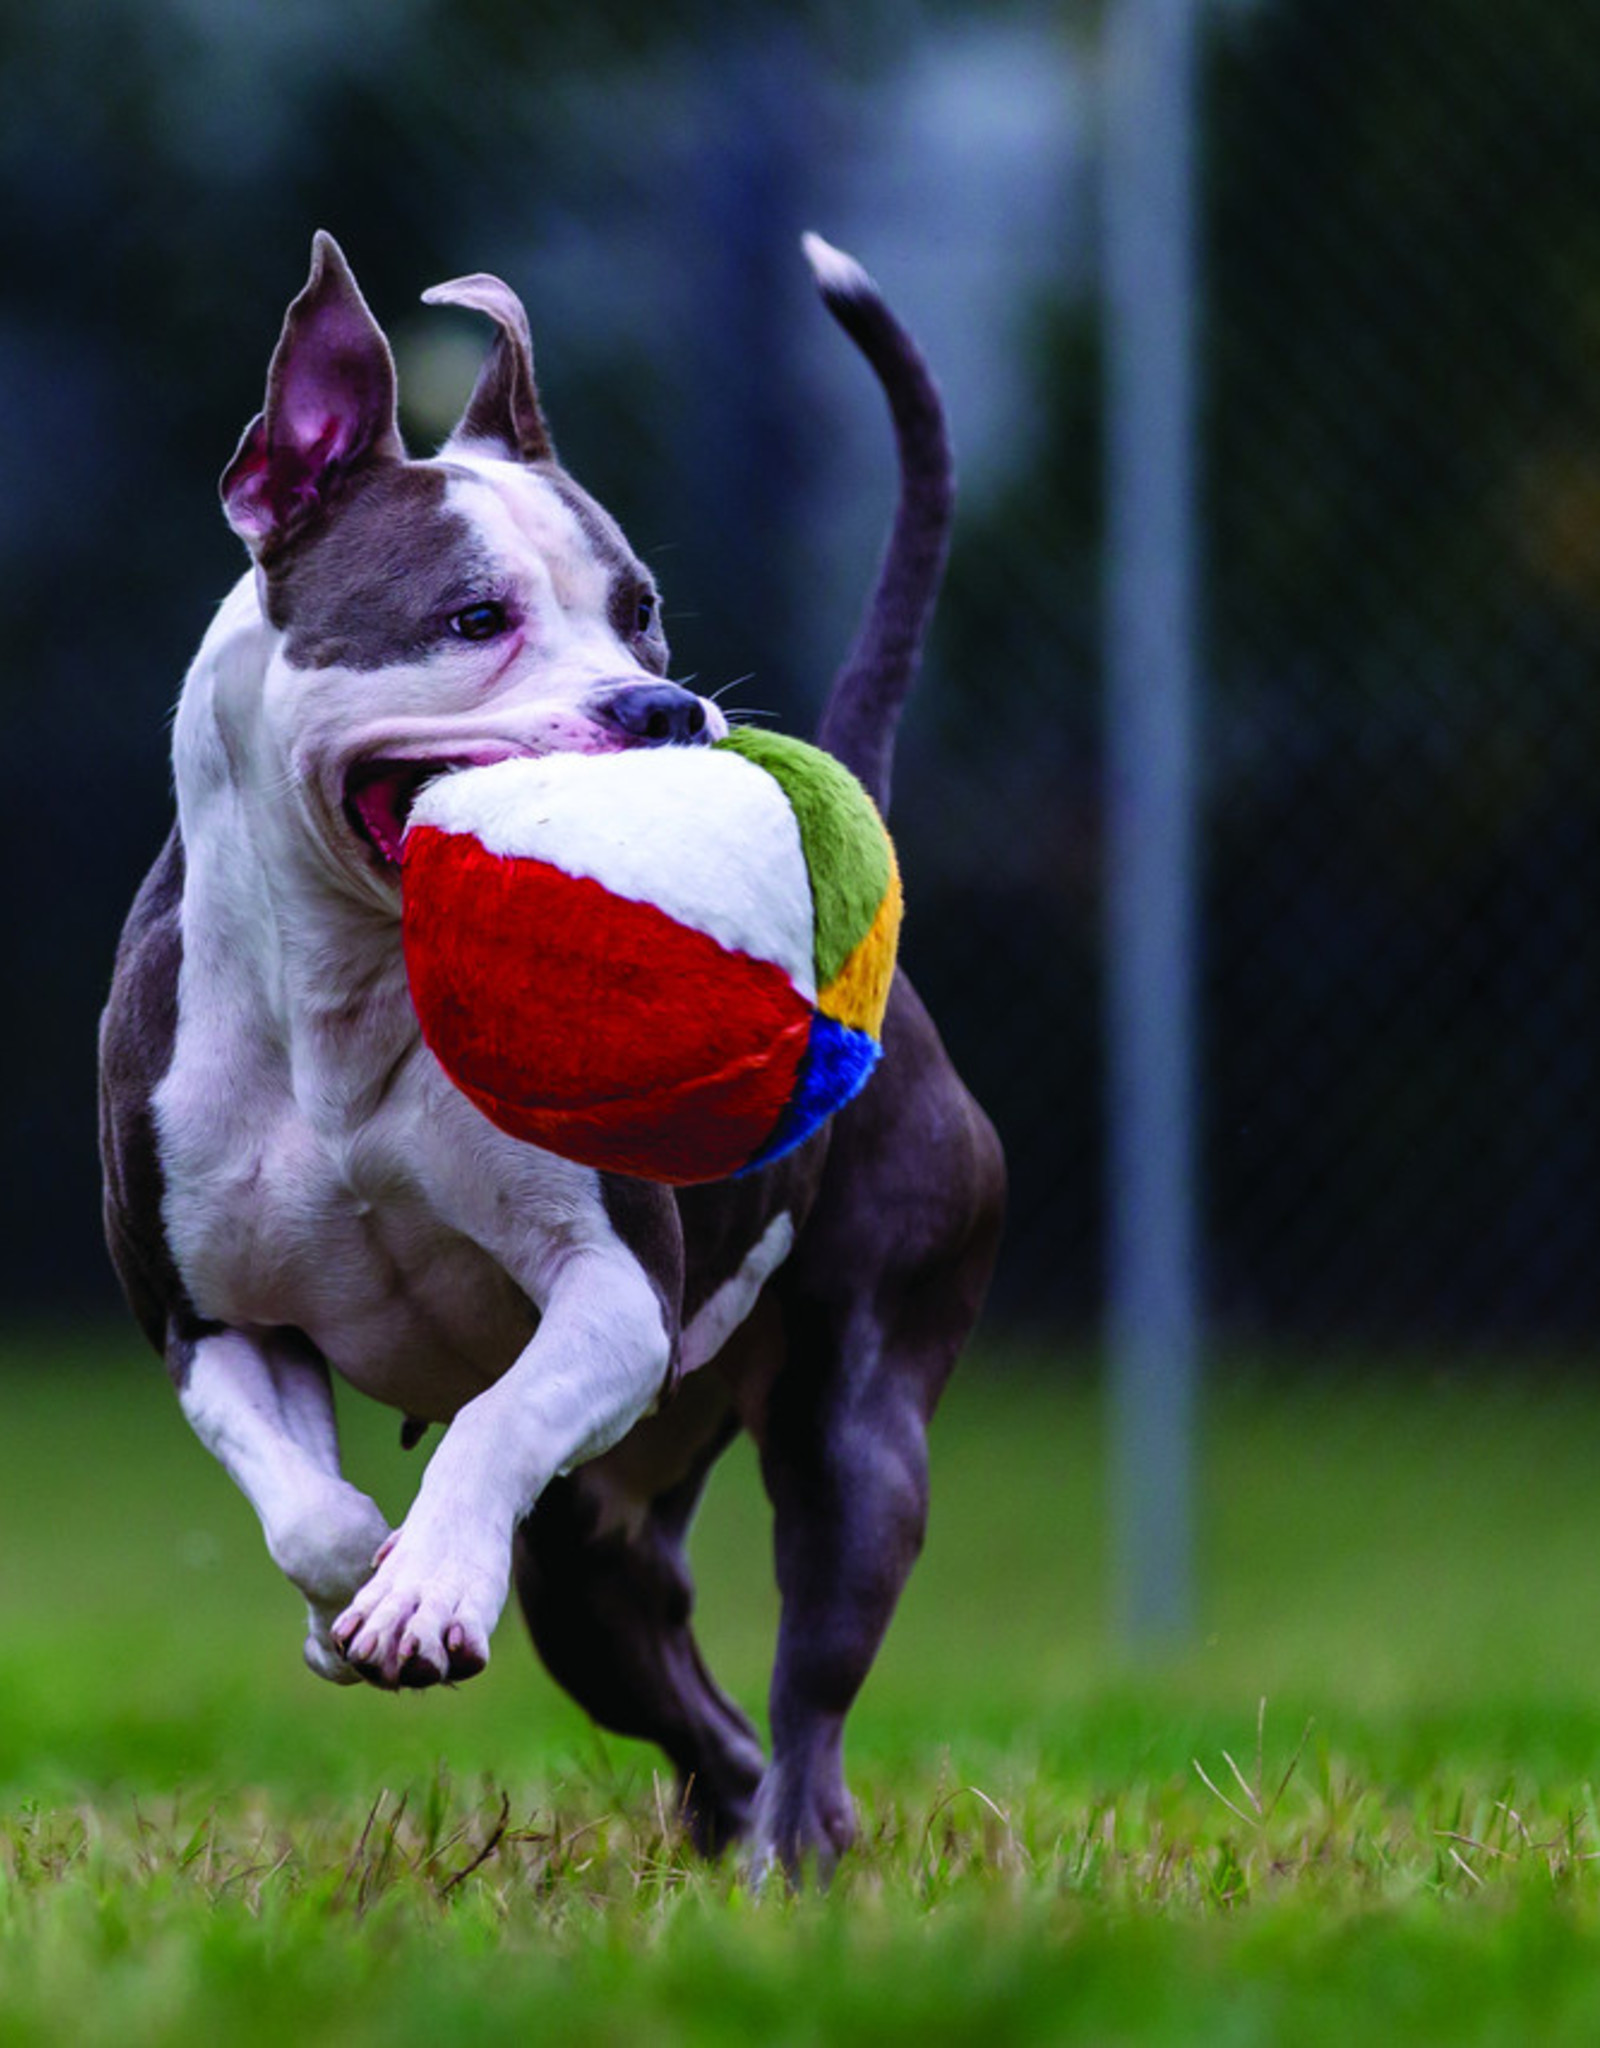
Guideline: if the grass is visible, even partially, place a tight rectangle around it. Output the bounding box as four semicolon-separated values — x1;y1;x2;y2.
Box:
6;1329;1600;2040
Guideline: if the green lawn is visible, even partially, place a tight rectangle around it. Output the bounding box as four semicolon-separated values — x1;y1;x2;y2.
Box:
5;1326;1600;2042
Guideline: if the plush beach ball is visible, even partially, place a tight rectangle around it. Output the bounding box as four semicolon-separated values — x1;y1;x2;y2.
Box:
400;730;901;1184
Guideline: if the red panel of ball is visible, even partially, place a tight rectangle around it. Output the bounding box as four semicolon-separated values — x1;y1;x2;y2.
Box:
402;824;813;1181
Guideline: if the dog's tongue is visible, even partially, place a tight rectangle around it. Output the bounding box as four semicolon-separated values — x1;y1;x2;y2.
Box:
351;766;423;866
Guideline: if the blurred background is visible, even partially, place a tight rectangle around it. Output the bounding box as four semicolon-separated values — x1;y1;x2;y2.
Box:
6;0;1600;1367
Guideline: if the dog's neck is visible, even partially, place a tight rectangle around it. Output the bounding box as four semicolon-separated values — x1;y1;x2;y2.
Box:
172;576;420;1126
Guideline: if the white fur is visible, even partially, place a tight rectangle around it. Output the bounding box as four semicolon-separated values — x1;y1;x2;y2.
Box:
412;750;819;1000
801;231;875;301
680;1211;796;1376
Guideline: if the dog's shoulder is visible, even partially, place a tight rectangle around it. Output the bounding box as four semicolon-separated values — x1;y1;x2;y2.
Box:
98;825;196;1356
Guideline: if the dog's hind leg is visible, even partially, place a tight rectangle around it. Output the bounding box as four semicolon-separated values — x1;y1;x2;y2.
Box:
510;1371;766;1856
748;979;1005;1882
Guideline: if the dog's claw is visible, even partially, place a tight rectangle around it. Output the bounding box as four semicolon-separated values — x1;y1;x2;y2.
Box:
443;1625;487;1682
340;1633;485;1691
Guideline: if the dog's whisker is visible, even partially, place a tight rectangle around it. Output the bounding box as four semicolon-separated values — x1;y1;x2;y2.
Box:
238;768;308;812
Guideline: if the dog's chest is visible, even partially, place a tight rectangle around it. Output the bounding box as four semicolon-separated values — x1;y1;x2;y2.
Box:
156;996;537;1417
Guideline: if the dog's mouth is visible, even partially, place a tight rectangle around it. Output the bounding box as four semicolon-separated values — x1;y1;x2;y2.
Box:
343;759;458;868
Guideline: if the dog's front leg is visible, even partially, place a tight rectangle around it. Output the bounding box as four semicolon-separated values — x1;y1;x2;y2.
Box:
178;1326;393;1683
332;1245;674;1690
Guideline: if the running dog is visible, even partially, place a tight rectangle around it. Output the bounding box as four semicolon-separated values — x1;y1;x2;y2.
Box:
98;231;1004;1878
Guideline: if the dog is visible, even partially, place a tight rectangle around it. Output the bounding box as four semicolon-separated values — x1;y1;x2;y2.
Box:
98;230;1004;1879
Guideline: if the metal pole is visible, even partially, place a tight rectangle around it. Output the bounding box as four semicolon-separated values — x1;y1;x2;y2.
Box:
1102;0;1202;1645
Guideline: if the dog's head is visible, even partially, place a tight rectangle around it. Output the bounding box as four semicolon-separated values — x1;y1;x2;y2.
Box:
214;232;725;895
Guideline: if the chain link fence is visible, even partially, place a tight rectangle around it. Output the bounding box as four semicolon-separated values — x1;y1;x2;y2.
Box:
1198;0;1600;1351
935;0;1600;1353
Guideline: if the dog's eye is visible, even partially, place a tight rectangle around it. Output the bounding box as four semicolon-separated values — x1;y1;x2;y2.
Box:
449;601;508;643
635;594;657;636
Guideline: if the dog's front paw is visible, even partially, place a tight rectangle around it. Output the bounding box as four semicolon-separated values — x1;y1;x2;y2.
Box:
329;1521;507;1689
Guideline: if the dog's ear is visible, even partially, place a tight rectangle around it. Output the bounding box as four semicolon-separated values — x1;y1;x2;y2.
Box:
421;272;554;464
221;233;404;553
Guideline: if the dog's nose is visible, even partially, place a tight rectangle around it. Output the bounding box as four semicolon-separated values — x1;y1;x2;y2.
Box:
594;681;710;747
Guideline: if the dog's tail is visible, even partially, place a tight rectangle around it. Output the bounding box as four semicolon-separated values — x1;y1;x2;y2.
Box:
803;234;953;817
